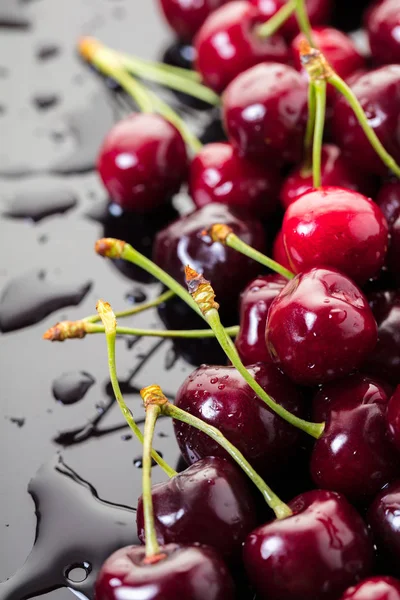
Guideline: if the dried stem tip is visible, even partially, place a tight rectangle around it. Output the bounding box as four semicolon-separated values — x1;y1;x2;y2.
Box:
185;265;219;315
140;385;168;409
204;223;233;244
299;39;333;81
95;238;126;259
96;299;117;334
43;320;86;342
78;37;102;62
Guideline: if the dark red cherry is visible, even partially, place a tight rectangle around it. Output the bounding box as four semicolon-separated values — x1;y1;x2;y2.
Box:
280;145;378;209
376;181;400;284
97;113;188;213
189;142;281;217
340;577;400;600
223;62;308;164
243;490;374;600
367;0;400;66
266;267;378;385
95;543;234;600
282;186;388;285
136;457;257;563
249;0;332;40
310;374;399;502
332;65;400;176
173;362;306;477
195;1;289;94
368;480;400;572
272;229;292;271
387;386;400;451
235;274;287;365
158;0;229;42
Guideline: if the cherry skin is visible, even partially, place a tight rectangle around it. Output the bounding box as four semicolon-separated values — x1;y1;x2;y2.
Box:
235;274;287;365
243;490;374;600
136;457;257;563
97;113;188;213
376;181;400;285
282;186;389;285
310;374;399;502
280;145;378;209
387;386;400;451
340;577;400;600
368;481;400;572
173;362;306;478
95;543;235;600
367;0;400;66
223;62;308;165
332;65;400;176
195;1;289;94
189;142;281;217
272;229;292;271
266;267;378;386
158;0;228;42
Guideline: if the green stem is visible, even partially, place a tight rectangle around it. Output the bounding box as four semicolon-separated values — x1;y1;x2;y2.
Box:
84;289;174;324
256;0;297;38
329;73;400;179
302;82;316;173
226;233;294;280
162;401;292;519
312;79;327;188
142;404;162;558
295;0;314;45
87;323;240;338
122;54;201;82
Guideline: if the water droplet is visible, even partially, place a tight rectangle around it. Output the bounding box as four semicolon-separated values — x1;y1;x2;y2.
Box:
64;562;92;583
210;377;218;384
52;372;95;405
2;183;77;222
125;288;147;304
33;93;59;111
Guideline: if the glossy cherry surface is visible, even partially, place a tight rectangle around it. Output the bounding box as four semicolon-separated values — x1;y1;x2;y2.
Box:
376;181;400;284
250;0;332;40
174;362;306;477
272;229;292;271
243;490;374;600
189;142;281;217
387;386;400;451
223;62;308;164
310;374;399;502
158;0;228;41
340;577;400;600
280;145;377;209
195;1;289;94
266;267;378;385
367;0;400;66
282;186;388;284
95;543;235;600
235;274;287;365
97;113;188;213
332;65;400;176
368;481;400;572
136;457;257;562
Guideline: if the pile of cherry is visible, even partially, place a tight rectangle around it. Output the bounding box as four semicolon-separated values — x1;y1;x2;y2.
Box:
54;0;400;598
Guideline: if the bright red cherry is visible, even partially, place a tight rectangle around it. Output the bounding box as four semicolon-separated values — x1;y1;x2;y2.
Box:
368;480;400;572
332;65;400;176
195;1;289;94
174;363;306;478
189;142;281;217
282;186;389;285
376;180;400;285
280;145;378;209
310;374;399;502
266;267;378;386
387;386;400;451
367;0;400;66
340;577;400;600
136;457;257;563
158;0;229;41
97;113;188;213
223;62;308;164
95;543;235;600
272;229;292;271
244;490;374;600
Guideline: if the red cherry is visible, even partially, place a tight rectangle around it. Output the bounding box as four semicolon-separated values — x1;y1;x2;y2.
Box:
195;1;289;94
97;113;188;213
387;386;400;451
340;577;400;600
367;0;400;66
158;0;229;42
272;229;292;271
376;180;400;284
223;62;308;164
280;145;378;209
282;186;388;285
266;267;378;385
189;142;281;217
368;480;400;572
243;490;374;600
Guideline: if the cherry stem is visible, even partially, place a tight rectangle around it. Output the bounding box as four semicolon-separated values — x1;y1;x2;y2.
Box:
312;79;327;188
84;289;175;324
295;0;314;46
256;0;297;38
142;403;163;558
96;299;177;478
302;82;316;174
121;54;201;83
87;323;240;338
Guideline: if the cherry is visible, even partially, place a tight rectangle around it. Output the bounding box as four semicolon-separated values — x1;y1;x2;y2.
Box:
340;577;400;600
387;386;400;451
272;229;292;271
223;62;308;164
310;374;399;502
280;144;378;209
266;267;378;385
136;457;257;563
243;490;374;600
158;0;229;42
367;0;400;66
282;186;388;285
195;1;289;94
332;65;400;176
97;113;188;213
235;274;287;365
95;543;235;599
368;480;400;572
189;142;281;217
173;362;307;477
376;181;400;285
